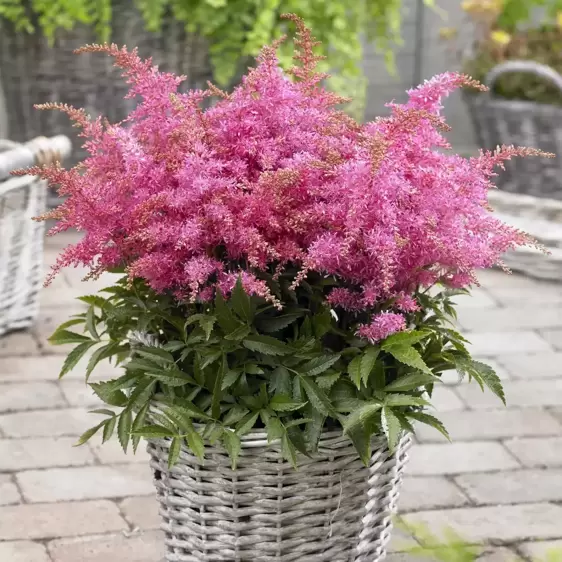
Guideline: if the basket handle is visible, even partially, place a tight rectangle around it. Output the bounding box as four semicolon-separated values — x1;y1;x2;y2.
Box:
485;60;562;96
0;135;72;181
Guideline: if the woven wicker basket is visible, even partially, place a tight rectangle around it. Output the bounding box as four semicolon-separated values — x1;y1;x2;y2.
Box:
464;60;562;200
0;136;71;337
147;430;412;562
0;2;212;167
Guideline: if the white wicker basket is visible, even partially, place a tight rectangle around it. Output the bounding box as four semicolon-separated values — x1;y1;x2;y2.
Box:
0;136;71;337
147;430;412;562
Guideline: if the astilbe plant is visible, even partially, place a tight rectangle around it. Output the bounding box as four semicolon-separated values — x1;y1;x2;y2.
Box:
17;15;551;467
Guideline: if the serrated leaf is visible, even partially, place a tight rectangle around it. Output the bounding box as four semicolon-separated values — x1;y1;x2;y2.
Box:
384;394;432;407
407;411;450;441
243;335;290;356
470;360;506;405
85;342;123;382
90;382;128;407
222;369;242;390
48;329;92;346
384;372;439;392
168;437;182;468
143;369;196;387
269;394;306;412
215;289;240;334
361;347;380;386
235;411;260;436
348;355;362;389
131;403;149;453
231;277;253;323
300;376;335;416
200;315;217;340
127;378;156;410
131;424;175;439
224;325;251;341
316;372;341;390
85;306;100;341
256;311;304;333
74;422;105;446
222;429;242;469
269;366;292;395
53;317;84;331
118;409;132;453
384;345;433;375
78;295;107;307
212;355;226;419
135;347;174;364
343;402;383;433
89;408;116;416
381;406;401;453
300;354;340;377
59;340;98;378
346;424;371;465
186;428;205;461
102;415;117;442
382;330;428;348
199;349;222;369
281;433;298;468
266;416;285;442
223;405;250;426
312;307;333;338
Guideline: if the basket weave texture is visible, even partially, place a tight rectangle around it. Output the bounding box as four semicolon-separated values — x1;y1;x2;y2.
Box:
464;60;562;200
0;136;71;336
0;142;46;336
147;430;412;562
0;2;212;166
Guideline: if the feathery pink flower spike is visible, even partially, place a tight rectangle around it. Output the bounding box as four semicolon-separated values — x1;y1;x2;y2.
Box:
16;14;551;339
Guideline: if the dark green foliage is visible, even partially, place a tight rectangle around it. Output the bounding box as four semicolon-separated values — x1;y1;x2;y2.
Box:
50;275;504;468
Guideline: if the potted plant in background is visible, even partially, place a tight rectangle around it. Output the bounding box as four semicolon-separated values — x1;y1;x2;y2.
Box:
441;0;562;200
16;15;549;562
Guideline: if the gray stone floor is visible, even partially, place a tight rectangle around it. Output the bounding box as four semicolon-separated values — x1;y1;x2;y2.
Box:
0;232;561;561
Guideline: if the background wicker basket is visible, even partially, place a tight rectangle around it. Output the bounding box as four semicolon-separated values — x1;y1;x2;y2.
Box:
464;60;562;200
0;136;71;337
0;2;212;167
147;430;412;562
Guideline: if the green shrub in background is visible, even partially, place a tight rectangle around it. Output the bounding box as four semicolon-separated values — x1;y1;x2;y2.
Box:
398;520;562;562
0;0;434;117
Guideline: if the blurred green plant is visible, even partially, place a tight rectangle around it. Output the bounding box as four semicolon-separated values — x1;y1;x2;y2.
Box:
440;0;562;105
0;0;434;117
397;519;562;562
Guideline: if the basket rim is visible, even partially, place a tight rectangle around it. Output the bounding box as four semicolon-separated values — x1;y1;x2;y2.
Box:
463;91;562;116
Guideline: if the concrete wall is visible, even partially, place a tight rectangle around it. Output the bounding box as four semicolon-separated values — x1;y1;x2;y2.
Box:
363;0;477;153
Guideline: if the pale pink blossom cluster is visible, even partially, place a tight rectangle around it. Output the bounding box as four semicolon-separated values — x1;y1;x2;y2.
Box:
22;17;547;342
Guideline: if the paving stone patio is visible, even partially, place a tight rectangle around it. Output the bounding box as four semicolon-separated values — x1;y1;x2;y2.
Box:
0;232;561;561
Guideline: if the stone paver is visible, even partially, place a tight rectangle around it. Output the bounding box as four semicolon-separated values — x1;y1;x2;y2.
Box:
0;382;65;413
120;496;160;530
1;233;561;554
503;437;562;468
455;469;562;505
464;331;552;356
48;531;166;562
399;477;470;512
498;352;562;379
89;438;151;465
0;438;95;471
0;540;51;562
0;475;21;505
456;379;562;409
0;332;39;357
539;329;562;351
519;540;562;559
403;503;562;542
0;501;127;540
0;408;94;437
415;409;562;443
408;442;520;476
17;464;154;503
458;306;562;333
